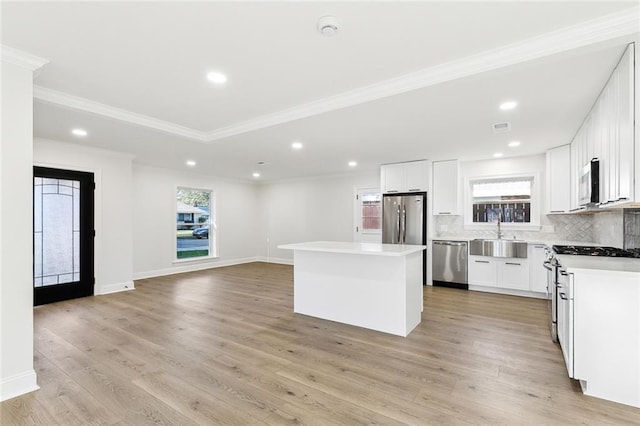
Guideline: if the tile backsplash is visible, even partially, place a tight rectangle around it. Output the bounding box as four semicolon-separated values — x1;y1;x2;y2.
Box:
624;209;640;249
435;210;625;245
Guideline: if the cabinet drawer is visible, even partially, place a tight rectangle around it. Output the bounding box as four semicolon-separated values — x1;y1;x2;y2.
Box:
468;256;497;287
497;259;529;290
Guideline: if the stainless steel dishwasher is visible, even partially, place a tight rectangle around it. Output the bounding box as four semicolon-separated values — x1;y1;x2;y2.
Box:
432;240;468;289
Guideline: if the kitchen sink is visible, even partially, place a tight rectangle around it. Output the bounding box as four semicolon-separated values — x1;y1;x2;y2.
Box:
469;239;528;258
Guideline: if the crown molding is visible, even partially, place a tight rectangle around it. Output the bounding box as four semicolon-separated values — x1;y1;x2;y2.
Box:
33;86;209;141
205;5;639;142
29;5;639;143
1;45;49;71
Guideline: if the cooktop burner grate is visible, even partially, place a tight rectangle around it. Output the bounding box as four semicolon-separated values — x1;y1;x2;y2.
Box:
552;245;640;258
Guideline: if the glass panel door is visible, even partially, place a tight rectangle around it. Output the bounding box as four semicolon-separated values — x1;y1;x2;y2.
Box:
33;167;94;306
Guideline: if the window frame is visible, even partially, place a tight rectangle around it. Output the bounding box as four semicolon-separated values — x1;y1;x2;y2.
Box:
463;172;541;231
174;186;217;262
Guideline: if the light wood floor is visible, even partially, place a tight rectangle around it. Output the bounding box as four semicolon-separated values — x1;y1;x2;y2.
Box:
2;262;639;425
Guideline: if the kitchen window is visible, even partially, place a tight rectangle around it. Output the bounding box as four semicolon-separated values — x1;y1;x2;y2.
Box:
464;174;540;229
176;187;215;259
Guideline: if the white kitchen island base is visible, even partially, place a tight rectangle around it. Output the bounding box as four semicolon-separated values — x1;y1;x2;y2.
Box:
279;241;426;337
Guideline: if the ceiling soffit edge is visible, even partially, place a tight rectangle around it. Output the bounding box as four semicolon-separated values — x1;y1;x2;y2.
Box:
33;86;209;141
1;45;49;72
31;5;639;143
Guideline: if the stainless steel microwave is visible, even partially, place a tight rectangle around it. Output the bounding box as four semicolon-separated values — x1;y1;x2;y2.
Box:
578;158;600;206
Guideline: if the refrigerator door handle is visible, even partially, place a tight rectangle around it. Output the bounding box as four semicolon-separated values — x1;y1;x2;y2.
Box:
402;205;407;244
396;206;401;244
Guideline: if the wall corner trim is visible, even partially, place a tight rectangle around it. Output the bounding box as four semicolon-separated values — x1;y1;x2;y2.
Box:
0;370;39;402
1;45;49;71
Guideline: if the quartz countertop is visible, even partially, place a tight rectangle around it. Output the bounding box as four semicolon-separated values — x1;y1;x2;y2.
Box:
278;241;426;257
555;253;640;274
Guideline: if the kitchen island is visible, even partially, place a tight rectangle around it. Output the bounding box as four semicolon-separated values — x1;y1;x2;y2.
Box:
278;241;426;337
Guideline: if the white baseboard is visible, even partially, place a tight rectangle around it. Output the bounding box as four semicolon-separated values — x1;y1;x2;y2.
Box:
1;370;39;402
256;256;293;265
95;281;135;296
133;257;260;280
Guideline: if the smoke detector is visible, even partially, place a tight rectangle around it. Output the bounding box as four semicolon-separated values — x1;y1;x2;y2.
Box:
318;16;339;37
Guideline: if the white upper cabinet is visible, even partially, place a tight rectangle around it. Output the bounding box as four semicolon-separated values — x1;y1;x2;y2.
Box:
570;43;635;208
380;160;428;193
546;145;571;213
432;160;460;215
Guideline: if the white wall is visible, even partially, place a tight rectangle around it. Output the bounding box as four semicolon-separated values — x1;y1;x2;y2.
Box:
258;172;380;262
1;61;39;401
33;139;135;294
132;165;261;278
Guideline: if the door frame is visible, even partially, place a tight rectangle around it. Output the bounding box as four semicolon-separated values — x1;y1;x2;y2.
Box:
33;166;95;306
353;187;382;243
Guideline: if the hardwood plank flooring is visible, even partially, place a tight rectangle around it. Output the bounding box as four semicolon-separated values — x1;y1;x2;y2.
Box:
2;262;639;425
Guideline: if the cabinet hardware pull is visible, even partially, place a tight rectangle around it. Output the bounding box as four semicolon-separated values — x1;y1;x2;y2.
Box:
474;260;490;263
534;245;544;248
559;292;568;300
560;271;568;276
408;188;420;191
438;212;451;215
549;210;564;213
505;262;521;265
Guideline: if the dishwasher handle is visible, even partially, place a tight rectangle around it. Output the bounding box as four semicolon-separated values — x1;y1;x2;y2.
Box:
434;241;467;246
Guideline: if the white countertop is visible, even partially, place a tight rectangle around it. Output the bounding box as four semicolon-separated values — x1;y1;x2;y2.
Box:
278;241;426;257
556;254;640;274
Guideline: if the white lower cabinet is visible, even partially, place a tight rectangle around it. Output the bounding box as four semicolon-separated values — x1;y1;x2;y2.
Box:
468;255;529;291
571;269;640;408
468;256;497;287
497;259;529;291
528;244;548;293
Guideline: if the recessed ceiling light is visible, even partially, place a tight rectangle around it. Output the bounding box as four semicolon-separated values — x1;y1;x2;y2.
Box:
499;101;518;110
508;141;521;147
252;172;261;178
207;71;227;84
493;152;504;158
186;160;196;167
292;142;303;150
348;161;357;167
71;128;87;137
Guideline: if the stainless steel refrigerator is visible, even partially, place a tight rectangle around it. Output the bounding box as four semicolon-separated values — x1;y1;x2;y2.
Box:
382;193;427;284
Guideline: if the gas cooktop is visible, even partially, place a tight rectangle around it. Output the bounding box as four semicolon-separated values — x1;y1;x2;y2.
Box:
553;245;640;258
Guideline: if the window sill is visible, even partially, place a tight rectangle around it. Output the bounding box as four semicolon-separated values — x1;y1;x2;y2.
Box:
173;255;220;265
464;223;541;232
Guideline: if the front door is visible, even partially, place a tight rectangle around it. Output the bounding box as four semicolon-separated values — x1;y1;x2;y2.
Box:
33;166;94;306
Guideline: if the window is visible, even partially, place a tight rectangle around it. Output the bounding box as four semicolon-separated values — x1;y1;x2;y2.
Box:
465;174;539;228
360;191;382;234
176;188;214;259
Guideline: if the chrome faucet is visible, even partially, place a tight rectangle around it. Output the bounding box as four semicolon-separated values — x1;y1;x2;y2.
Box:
496;210;504;239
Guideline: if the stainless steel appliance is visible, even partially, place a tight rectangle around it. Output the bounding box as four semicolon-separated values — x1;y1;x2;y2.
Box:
578;158;600;206
543;247;559;342
382;193;426;284
432;240;468;289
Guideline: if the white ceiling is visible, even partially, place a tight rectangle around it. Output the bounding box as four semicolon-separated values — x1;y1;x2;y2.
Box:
2;1;639;181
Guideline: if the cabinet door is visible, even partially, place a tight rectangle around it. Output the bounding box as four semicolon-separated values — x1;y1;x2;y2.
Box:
616;44;634;202
404;161;428;192
497;259;529;291
381;163;405;193
528;245;548;293
547;145;571;213
468;256;497;287
433;160;459;215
